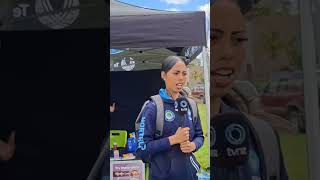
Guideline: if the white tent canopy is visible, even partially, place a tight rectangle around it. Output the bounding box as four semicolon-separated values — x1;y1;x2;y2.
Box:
110;0;207;48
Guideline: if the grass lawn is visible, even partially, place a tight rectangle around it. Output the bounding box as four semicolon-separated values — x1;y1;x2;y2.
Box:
194;103;210;171
279;132;309;180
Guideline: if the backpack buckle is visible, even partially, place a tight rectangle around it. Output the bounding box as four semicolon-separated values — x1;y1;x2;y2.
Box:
155;130;161;137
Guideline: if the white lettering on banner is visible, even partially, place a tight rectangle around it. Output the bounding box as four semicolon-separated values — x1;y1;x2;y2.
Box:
13;4;30;18
115;166;140;170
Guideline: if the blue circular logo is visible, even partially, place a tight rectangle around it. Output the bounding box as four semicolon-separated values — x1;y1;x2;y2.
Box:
165;110;175;122
180;100;188;108
225;124;246;145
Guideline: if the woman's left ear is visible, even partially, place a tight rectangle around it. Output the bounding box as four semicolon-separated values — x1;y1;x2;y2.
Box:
161;71;166;81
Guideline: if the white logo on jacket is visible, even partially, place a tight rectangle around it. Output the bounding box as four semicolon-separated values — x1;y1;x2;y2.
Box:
165;110;175;122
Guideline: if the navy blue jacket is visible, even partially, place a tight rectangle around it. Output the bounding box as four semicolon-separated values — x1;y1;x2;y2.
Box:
136;89;204;180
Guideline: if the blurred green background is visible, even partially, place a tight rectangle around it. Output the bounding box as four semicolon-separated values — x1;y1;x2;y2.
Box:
279;133;309;180
194;103;210;171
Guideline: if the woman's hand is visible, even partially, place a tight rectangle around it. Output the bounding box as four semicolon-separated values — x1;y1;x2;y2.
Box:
169;127;190;145
0;131;16;161
180;141;196;153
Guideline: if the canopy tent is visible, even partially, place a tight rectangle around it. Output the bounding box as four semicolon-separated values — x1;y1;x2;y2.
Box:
110;0;206;48
110;0;210;133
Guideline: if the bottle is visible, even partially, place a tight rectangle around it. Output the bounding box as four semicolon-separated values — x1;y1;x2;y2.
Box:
113;142;120;159
127;132;137;153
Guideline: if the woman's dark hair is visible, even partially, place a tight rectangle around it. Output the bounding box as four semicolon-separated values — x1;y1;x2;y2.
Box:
161;56;187;73
211;0;260;15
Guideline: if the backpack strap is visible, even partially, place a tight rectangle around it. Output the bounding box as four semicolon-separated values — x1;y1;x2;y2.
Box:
150;95;164;138
226;80;260;114
186;97;198;123
135;100;150;131
244;113;280;180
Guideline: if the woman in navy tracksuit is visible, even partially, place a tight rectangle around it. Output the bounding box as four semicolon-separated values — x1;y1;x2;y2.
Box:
136;56;204;180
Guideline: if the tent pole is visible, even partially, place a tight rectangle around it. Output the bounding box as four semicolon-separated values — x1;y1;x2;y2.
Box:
299;0;320;179
202;47;210;140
